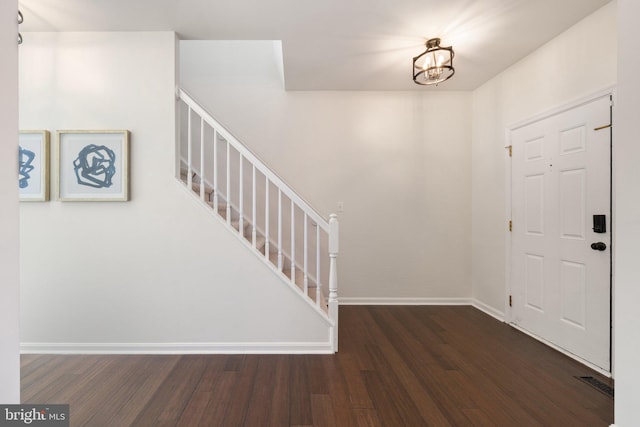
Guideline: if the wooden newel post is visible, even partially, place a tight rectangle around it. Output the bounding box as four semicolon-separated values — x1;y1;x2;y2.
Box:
329;213;339;352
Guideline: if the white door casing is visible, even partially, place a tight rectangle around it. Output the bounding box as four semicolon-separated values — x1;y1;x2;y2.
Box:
511;95;611;372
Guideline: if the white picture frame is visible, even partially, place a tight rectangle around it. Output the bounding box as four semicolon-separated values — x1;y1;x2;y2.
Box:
56;130;130;201
19;130;50;202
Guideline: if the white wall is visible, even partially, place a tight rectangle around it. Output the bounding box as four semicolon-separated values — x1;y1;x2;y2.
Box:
19;32;331;352
471;2;617;314
181;41;472;303
613;1;640;424
0;0;20;403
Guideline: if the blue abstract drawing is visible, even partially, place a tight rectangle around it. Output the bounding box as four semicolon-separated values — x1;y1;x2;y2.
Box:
73;144;116;188
19;146;36;189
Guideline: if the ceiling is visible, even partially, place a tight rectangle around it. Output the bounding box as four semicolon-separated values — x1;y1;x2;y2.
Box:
19;0;612;91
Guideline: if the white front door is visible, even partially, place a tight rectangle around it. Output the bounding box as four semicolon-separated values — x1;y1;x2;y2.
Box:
511;95;611;371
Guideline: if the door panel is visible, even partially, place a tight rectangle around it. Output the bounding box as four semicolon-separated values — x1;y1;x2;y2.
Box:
559;169;586;239
560;260;586;328
525;174;545;235
511;95;611;371
525;254;545;312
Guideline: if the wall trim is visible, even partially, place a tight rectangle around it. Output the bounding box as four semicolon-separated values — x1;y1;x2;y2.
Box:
507;85;616;131
339;297;472;306
20;341;334;355
471;299;506;322
339;297;506;321
504;126;514;323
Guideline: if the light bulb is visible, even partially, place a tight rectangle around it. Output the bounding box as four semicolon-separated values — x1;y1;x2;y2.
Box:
422;54;432;70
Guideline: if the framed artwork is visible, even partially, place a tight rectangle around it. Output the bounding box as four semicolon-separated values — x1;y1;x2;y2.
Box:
56;130;130;201
19;130;50;202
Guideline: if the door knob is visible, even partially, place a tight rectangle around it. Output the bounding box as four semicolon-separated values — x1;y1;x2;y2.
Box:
591;242;607;251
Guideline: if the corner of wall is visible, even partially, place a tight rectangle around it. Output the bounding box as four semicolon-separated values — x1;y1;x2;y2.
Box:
0;0;20;404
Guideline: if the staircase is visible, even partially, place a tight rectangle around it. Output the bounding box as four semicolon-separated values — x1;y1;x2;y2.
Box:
177;89;339;351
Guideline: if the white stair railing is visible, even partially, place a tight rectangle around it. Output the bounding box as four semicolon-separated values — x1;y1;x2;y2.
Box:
177;89;339;351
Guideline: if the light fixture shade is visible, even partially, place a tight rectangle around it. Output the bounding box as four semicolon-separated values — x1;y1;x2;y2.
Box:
413;38;455;86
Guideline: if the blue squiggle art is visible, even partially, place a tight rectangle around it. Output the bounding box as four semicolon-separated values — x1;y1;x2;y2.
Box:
19;146;36;189
73;144;116;188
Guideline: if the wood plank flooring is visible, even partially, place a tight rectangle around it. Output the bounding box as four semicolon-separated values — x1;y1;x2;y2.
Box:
21;306;613;426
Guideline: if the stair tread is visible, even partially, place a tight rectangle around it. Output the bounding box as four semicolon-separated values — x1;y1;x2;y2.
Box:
231;218;250;230
308;288;328;312
190;181;213;194
204;200;228;215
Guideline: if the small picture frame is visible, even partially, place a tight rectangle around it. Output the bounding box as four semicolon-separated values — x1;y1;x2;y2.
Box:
56;130;130;201
19;130;50;202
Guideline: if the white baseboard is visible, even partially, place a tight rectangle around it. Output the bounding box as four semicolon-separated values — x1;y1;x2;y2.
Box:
339;297;507;322
471;298;506;322
339;297;472;305
20;341;334;355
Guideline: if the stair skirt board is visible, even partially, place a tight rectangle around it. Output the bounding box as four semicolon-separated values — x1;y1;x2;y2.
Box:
175;179;329;318
20;341;335;355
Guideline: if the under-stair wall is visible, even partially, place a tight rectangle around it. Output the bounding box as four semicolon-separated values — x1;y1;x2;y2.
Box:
19;31;335;353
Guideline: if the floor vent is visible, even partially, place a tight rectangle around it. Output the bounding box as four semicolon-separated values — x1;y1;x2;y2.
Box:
576;376;614;398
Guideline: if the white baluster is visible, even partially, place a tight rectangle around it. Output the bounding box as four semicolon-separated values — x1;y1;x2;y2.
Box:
187;107;192;190
226;142;231;224
291;200;296;284
213;131;218;211
316;225;321;306
328;214;339;351
265;179;270;258
277;189;283;271
303;213;308;294
239;154;244;234
199;117;205;200
176;100;182;178
252;165;257;247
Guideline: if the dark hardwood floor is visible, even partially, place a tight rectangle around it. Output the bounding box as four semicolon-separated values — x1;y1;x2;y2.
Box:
21;306;614;426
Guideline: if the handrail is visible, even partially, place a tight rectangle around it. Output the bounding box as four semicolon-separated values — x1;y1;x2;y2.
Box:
179;89;330;232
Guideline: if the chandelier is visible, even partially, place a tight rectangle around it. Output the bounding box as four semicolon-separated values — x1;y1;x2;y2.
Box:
412;38;455;86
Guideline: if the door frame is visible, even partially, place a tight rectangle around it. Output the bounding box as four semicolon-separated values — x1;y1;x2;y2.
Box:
504;86;616;377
